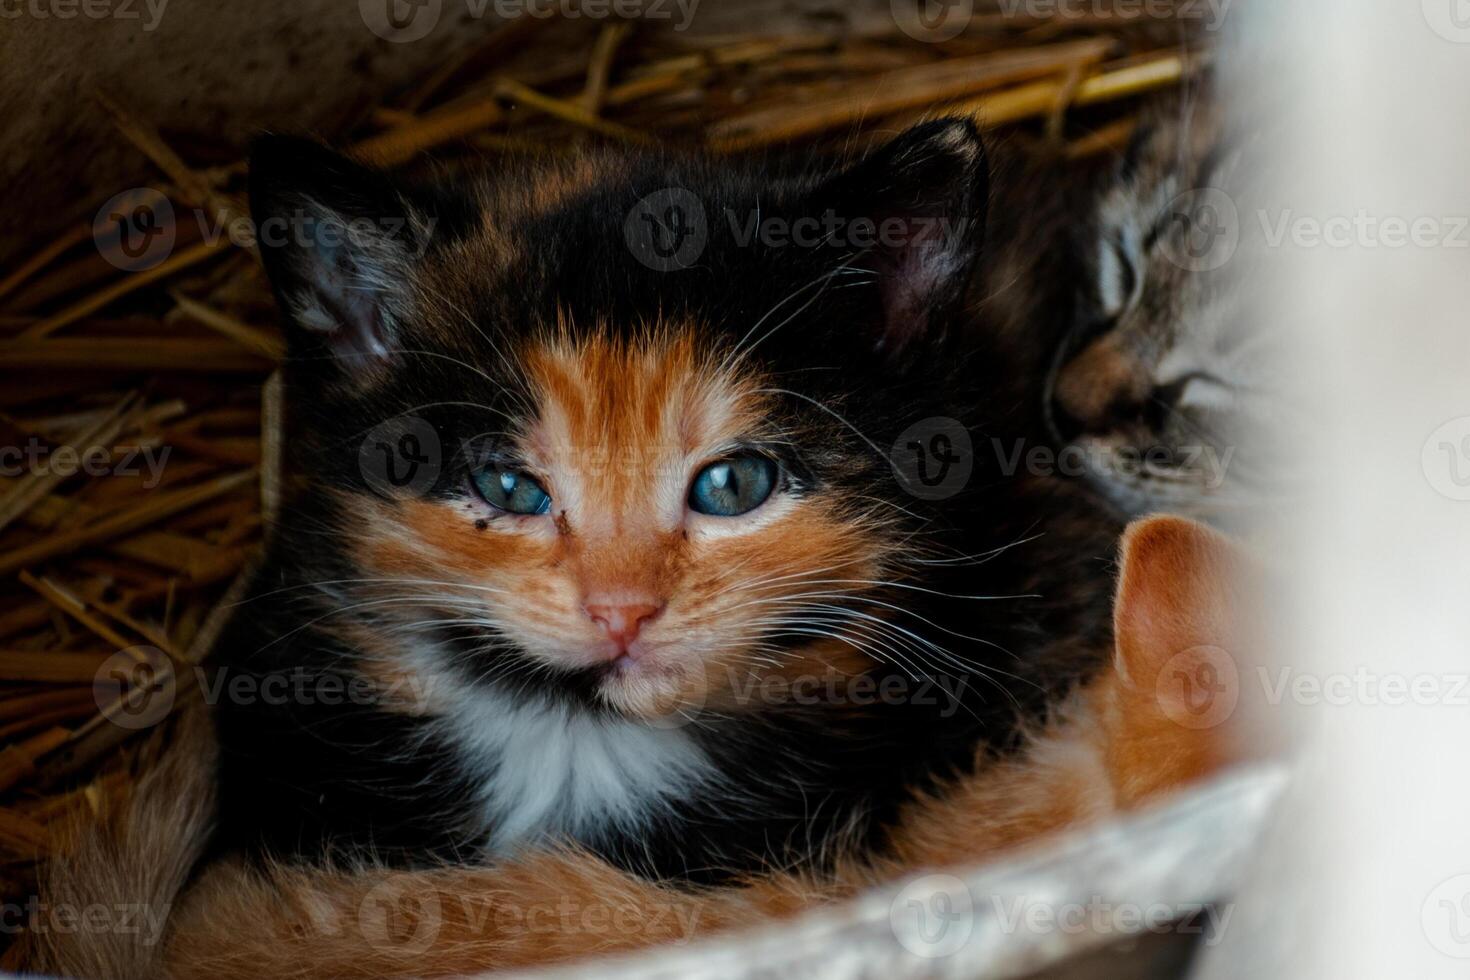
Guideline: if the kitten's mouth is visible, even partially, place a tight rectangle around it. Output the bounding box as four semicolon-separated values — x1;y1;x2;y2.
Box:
593;643;678;682
583;635;652;671
590;647;706;722
605;649;664;679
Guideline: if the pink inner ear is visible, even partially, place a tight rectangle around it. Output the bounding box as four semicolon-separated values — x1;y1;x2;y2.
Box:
805;119;987;359
300;248;396;362
875;220;966;354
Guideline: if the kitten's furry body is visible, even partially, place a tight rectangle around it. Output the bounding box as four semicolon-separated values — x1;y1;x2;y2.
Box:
207;123;1120;883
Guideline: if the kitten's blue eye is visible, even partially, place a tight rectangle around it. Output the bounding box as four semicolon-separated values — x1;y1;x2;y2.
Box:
688;455;777;517
471;466;551;515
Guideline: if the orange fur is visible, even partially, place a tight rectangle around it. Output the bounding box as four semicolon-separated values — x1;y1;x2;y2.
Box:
165;852;828;980
152;515;1258;979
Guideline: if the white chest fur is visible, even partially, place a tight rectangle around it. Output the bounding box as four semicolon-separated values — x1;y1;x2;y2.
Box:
436;684;714;853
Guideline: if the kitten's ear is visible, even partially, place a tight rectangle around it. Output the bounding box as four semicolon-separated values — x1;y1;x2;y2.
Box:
1112;515;1240;690
1103;515;1252;803
248;136;432;373
811;118;988;356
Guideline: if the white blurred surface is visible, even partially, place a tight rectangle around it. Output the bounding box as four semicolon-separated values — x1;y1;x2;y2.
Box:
1196;2;1470;977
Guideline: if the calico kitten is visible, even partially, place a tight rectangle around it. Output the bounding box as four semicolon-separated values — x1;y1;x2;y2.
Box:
204;119;1121;884
1033;96;1274;526
153;515;1255;980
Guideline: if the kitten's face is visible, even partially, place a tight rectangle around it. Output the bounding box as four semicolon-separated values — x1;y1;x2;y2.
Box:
251;122;988;721
1047;100;1278;525
349;330;887;718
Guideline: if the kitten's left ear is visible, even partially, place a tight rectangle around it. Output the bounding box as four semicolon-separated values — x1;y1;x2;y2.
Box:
248;135;436;375
811;118;988;356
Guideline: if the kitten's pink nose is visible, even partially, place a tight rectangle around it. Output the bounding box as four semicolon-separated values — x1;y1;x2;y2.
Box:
584;599;663;649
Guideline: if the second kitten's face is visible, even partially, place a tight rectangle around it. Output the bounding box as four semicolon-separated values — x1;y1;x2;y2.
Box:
251;123;990;722
1047;98;1279;526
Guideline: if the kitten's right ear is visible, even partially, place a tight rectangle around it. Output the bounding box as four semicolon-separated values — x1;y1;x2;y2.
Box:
248;136;431;373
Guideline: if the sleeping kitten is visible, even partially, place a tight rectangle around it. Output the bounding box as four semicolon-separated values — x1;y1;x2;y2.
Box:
1035;96;1277;527
152;514;1256;980
205;120;1121;884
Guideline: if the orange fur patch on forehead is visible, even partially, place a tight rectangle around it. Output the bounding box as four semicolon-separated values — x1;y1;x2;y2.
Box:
521;322;762;446
515;322;769;534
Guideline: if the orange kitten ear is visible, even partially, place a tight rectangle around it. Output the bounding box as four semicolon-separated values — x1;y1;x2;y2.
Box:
1112;515;1242;697
1102;516;1252;803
